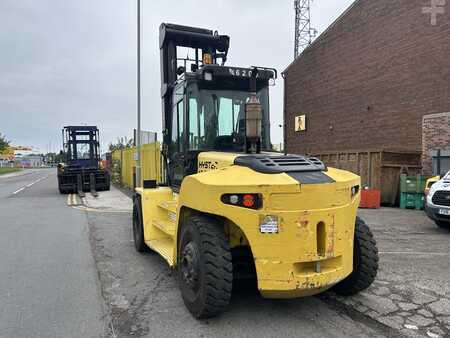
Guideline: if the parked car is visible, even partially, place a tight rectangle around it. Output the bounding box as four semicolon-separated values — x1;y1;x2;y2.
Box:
425;172;450;229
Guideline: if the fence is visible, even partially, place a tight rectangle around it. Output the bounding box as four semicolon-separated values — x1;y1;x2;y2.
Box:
315;150;422;206
0;160;14;168
111;142;162;189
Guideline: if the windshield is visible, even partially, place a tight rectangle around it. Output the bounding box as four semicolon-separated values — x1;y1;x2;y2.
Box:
67;140;98;160
76;143;92;160
187;85;270;152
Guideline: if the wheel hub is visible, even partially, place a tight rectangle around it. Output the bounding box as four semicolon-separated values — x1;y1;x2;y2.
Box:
180;242;199;291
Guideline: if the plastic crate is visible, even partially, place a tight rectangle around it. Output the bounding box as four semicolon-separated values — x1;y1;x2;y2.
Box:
400;192;424;210
400;174;427;194
360;189;381;209
416;193;425;210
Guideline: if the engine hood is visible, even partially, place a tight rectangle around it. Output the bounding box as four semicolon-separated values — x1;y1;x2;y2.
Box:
197;151;334;184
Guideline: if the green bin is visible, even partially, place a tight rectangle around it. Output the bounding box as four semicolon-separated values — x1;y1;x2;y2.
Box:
415;193;425;210
400;192;424;210
400;174;427;194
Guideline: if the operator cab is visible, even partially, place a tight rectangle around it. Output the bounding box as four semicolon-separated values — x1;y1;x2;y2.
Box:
160;23;277;187
62;126;100;169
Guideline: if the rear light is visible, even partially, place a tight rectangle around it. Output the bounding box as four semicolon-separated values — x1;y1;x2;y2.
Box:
351;185;360;198
221;193;262;209
242;194;255;208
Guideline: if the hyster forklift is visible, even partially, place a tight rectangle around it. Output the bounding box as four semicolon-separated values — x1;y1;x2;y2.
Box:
57;126;110;194
133;23;379;318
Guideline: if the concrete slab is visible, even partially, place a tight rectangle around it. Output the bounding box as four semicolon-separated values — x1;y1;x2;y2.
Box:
82;185;132;212
327;207;450;337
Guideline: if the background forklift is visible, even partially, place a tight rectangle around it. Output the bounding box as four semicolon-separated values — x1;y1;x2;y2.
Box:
133;23;379;319
57;126;110;195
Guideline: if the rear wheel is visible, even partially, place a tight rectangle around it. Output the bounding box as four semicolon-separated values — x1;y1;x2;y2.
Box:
333;217;379;296
435;220;450;229
178;215;233;319
104;172;111;191
132;196;149;252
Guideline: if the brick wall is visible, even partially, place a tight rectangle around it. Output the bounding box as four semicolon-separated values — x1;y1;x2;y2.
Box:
284;0;450;156
422;112;450;175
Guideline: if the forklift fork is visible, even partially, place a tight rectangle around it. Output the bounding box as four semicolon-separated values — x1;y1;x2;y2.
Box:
77;174;85;198
90;173;98;197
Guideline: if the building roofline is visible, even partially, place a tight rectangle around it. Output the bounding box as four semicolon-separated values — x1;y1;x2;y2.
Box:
283;0;360;75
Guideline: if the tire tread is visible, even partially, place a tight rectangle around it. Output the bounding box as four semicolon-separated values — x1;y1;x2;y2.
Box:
180;215;233;319
333;217;379;296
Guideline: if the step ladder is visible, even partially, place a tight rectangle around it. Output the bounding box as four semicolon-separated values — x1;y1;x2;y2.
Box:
146;199;178;266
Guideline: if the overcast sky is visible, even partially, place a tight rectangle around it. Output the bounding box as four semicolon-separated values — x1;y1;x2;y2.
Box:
0;0;354;153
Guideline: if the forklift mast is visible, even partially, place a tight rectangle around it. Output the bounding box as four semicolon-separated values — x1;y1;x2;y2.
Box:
62;126;100;168
159;23;230;145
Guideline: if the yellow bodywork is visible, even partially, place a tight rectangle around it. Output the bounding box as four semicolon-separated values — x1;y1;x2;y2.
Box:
136;151;360;299
425;176;440;196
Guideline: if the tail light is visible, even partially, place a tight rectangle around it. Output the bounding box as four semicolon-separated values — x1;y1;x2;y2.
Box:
221;193;262;210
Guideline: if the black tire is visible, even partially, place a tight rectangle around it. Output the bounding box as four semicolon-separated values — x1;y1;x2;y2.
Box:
104;172;111;191
58;184;70;194
178;215;233;319
333;217;379;296
435;220;450;229
132;195;149;252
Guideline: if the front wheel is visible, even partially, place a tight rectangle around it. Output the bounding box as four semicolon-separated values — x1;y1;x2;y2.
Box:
333;217;379;296
178;215;233;319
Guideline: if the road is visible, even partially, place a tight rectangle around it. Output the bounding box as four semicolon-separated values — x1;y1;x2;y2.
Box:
0;169;108;338
2;170;448;337
0;170;385;338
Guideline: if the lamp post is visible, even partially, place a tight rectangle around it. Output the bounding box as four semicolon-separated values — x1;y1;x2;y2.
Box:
136;0;142;187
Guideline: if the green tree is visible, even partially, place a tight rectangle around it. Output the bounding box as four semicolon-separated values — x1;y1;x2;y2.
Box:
109;136;134;152
0;133;10;153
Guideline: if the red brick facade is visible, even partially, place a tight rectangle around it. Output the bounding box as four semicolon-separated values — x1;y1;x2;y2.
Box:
422;112;450;175
284;0;450;157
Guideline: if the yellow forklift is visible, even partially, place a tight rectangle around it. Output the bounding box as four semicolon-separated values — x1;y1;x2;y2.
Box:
133;23;378;318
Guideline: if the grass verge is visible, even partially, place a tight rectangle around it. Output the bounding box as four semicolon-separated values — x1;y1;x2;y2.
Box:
0;167;20;175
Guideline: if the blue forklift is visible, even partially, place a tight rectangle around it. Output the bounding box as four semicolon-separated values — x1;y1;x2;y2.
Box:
57;126;110;195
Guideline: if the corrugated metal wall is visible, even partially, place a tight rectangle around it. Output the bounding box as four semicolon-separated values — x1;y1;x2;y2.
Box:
111;142;161;189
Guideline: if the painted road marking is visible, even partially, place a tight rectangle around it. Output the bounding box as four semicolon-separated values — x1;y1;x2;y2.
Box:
12;187;25;195
67;194;82;206
11;175;49;195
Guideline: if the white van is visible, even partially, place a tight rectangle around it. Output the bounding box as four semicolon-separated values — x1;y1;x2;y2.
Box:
425;171;450;229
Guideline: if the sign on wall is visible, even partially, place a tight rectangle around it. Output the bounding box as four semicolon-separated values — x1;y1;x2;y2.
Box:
295;115;306;132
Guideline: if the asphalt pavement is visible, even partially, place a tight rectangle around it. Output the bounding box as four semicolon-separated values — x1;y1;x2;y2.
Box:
84;186;389;338
1;170;448;338
0;169;108;338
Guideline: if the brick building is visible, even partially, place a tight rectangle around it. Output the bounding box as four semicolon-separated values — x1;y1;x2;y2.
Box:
422;112;450;175
284;0;450;174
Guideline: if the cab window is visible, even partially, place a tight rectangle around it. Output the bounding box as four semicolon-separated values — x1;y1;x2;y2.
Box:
170;99;184;153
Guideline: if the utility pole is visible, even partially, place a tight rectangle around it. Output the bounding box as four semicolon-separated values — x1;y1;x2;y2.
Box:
136;0;142;187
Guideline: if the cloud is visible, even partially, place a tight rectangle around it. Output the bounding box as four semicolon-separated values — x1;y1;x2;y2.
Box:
0;0;355;152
